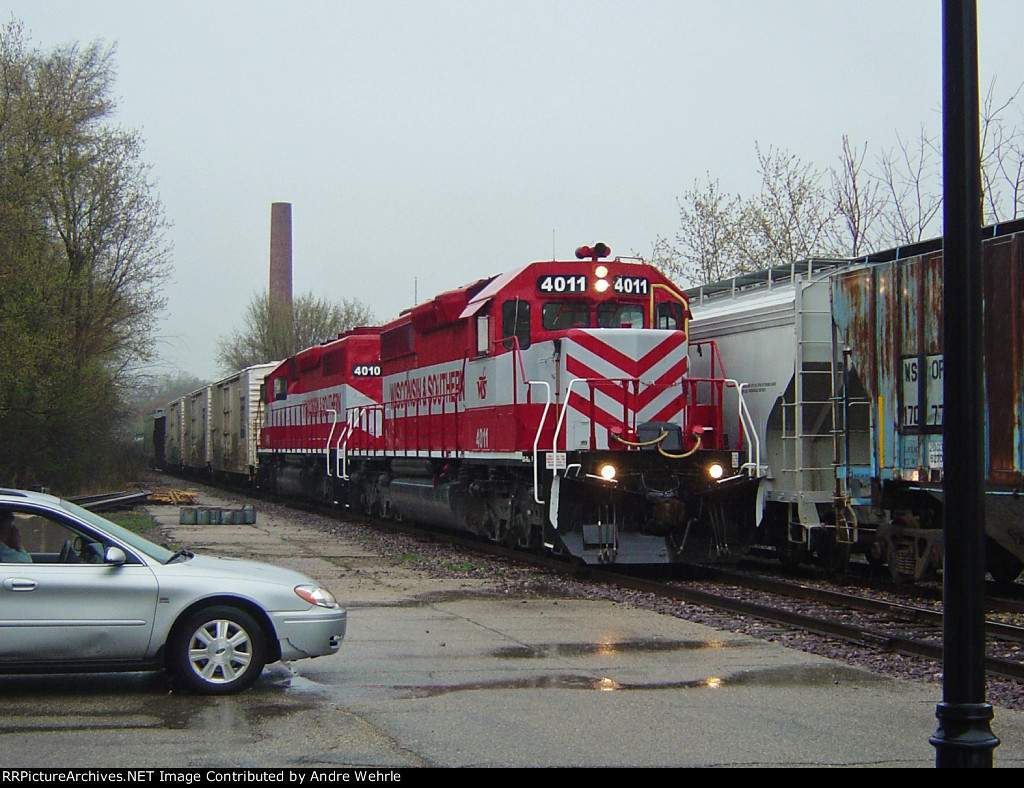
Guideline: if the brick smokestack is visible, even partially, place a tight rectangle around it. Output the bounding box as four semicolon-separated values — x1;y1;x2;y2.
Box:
269;202;293;312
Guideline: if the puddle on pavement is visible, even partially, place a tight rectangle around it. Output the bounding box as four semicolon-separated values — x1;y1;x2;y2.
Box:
0;664;318;734
492;638;745;659
381;664;881;699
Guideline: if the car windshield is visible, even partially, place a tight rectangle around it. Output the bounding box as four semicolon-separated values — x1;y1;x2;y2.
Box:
59;499;177;563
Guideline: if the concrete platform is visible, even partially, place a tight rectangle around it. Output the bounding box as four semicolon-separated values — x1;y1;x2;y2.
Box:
146;492;1024;768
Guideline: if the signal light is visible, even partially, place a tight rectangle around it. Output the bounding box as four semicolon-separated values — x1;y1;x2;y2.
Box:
575;243;611;260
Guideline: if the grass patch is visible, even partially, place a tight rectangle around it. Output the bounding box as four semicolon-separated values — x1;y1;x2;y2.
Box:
105;507;181;551
444;560;487;572
398;552;430;563
106;507;158;536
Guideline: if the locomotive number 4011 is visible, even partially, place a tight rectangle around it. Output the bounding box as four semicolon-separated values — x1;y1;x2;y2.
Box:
537;274;587;294
613;275;650;295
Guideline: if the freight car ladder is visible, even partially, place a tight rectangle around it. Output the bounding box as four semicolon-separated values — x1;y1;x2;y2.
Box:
777;276;854;562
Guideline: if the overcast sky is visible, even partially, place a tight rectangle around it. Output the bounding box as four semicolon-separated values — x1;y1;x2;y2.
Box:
8;1;1024;381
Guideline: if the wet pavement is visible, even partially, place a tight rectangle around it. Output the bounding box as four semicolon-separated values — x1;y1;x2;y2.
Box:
3;490;1024;768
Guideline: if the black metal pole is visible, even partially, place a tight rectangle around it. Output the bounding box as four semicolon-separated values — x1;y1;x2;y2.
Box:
930;0;999;766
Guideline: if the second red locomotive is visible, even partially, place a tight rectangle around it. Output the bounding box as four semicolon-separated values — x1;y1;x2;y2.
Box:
258;245;763;565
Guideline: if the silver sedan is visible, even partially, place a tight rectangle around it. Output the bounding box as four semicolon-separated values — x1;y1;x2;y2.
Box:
0;488;346;694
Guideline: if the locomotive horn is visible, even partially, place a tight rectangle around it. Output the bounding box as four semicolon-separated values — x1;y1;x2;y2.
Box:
575;243;611;260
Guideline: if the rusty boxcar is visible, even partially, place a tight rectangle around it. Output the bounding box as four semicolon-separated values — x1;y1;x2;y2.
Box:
832;218;1024;583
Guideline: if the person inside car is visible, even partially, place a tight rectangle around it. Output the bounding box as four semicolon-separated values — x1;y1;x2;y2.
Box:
0;511;32;562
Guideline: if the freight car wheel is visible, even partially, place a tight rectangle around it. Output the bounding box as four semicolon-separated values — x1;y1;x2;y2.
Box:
777;540;806;573
816;537;851;575
986;540;1024;587
886;542;916;585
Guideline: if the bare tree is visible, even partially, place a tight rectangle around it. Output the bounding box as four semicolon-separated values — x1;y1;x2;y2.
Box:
745;143;841;265
980;77;1024;223
653;83;1024;286
216;291;376;374
650;174;751;286
875;126;943;245
653;145;841;286
828;136;885;256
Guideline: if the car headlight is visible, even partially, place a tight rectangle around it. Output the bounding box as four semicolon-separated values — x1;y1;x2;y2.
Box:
294;585;340;609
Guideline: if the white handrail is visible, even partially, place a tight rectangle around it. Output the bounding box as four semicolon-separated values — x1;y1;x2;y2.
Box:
529;381;552;504
551;377;589;473
727;380;765;477
324;409;338;477
339;410;358;481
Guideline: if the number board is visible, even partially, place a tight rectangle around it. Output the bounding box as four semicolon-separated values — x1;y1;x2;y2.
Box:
612;275;650;295
537;274;588;294
351;364;382;377
900;354;944;429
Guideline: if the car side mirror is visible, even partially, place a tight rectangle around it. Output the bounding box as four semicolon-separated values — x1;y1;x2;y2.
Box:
104;546;127;565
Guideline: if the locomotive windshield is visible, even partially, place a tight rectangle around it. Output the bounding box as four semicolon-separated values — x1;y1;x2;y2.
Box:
542;301;590;331
655;301;687;330
596;302;643;328
540;300;681;331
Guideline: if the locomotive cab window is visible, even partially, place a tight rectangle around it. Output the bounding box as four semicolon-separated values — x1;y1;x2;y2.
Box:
502;299;531;350
655;301;687;331
542;301;589;331
273;377;288;402
596;302;644;328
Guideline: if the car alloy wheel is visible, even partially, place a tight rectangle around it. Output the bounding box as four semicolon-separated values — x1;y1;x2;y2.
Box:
171;605;266;694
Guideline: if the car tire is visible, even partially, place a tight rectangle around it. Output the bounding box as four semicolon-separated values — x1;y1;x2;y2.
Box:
169;605;267;695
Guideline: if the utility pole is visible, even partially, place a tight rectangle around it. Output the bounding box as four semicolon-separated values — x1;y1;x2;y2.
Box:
930;0;999;766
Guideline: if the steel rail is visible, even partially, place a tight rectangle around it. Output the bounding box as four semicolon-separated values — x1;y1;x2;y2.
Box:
67;491;151;511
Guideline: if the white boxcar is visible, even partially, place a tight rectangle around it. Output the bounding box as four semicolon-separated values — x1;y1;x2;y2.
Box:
164;397;186;469
685;259;876;571
209;363;277;479
183;386;212;471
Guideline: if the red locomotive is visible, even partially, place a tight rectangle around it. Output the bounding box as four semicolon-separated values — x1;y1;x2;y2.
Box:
257;244;762;565
259;328;383;501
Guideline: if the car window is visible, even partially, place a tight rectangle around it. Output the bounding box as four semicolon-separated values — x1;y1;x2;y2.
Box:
1;509;114;564
59;499;175;563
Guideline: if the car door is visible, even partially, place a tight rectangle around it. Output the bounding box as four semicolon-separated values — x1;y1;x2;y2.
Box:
0;505;160;665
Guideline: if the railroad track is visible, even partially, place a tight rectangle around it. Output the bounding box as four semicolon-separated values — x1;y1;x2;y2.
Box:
67;490;152;512
367;515;1024;683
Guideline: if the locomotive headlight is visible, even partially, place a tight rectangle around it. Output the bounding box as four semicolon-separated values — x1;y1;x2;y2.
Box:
595;278;610;293
595;265;609;278
599;463;617;481
708;463;725;480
